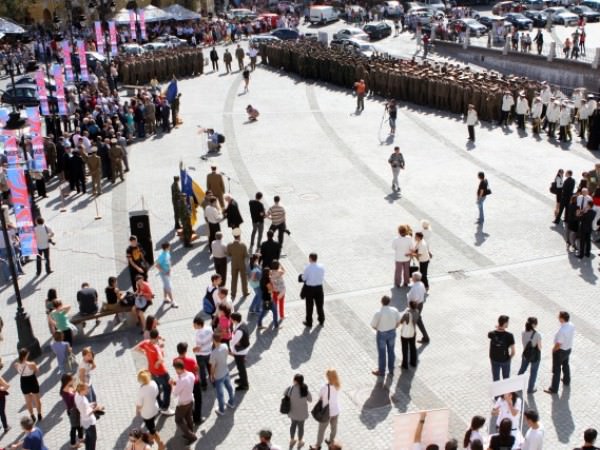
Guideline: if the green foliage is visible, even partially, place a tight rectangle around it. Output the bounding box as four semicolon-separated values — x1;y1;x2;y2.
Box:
0;0;28;23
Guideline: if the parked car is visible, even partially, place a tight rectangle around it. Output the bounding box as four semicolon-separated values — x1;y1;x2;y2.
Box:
363;22;392;40
478;15;512;29
227;8;257;20
309;5;339;24
343;38;379;57
545;7;579;25
270;28;300;40
568;5;600;21
504;12;533;29
492;1;528;15
522;0;557;10
122;43;146;56
249;34;281;46
449;18;488;35
524;10;548;26
1;84;58;108
330;37;351;50
333;27;370;40
154;35;188;48
582;0;600;12
142;42;169;52
383;0;404;16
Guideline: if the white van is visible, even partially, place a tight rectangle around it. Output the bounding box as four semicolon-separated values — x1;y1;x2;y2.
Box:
309;5;339;24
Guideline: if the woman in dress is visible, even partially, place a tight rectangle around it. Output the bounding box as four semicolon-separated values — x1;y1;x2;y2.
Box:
270;260;286;320
463;415;486;450
78;347;97;403
60;374;84;448
286;373;312;447
135;370;165;450
517;317;542;394
14;348;42;423
309;369;341;450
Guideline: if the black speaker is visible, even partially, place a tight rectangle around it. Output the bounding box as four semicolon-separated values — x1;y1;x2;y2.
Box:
129;210;154;264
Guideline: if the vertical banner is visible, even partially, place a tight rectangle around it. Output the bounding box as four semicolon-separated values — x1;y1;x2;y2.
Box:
95;21;105;55
7;168;37;257
26;107;42;136
61;41;74;82
53;66;67;116
4;136;19;166
109;21;118;56
35;70;50;116
139;9;147;41
129;10;137;41
77;39;89;81
0;108;8;128
32;136;47;171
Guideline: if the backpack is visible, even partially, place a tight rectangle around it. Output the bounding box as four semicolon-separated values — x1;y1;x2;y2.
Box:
522;330;541;362
489;331;508;362
203;287;217;315
217;133;225;144
234;324;250;352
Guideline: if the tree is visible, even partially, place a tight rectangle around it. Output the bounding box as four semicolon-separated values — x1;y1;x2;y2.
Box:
0;0;28;23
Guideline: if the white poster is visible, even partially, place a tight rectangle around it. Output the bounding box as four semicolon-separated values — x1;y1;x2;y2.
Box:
394;409;449;450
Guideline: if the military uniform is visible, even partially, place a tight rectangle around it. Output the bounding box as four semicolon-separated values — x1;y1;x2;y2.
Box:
172;176;181;230
108;141;125;182
178;193;192;247
86;149;102;195
227;237;249;298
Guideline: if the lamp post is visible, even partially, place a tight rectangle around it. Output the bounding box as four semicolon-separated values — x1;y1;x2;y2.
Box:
0;183;41;360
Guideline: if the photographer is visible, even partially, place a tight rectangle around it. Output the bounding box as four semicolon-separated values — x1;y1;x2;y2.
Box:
206;129;223;153
34;217;54;276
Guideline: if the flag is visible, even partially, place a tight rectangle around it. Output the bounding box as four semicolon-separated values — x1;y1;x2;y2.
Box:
180;164;205;226
166;79;178;104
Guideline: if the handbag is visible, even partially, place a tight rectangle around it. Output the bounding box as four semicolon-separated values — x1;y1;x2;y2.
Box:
522;330;541;363
311;384;330;423
280;386;293;414
550;181;558;194
66;351;78;374
409;258;419;275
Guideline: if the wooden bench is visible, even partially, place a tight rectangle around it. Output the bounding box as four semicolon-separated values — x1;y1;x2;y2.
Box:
70;304;133;328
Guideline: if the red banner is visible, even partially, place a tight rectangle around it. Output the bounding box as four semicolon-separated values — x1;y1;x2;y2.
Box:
4;136;19;166
26;107;42;137
61;41;74;82
32;136;47;172
7;168;37;256
95;21;105;55
35;70;50;116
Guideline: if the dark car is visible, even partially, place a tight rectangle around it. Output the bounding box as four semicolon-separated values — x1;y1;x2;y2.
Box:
1;85;58;108
569;5;600;21
478;15;512;29
523;10;548;26
362;22;392;40
504;12;533;29
270;28;300;40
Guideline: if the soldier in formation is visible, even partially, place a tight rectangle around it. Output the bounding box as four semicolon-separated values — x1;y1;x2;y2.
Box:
178;193;193;248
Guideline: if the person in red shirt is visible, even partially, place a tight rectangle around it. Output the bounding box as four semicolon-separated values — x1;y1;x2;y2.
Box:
174;342;203;424
134;275;154;332
134;329;174;415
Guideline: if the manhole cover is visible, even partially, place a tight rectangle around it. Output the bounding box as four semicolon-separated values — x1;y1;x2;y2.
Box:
349;386;392;410
299;193;320;201
274;186;295;194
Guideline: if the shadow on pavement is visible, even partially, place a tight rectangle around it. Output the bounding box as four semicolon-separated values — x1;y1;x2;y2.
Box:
286;326;322;370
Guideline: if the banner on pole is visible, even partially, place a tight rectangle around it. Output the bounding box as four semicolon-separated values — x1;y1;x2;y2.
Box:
4;136;19;166
19;230;37;257
129;10;137;41
6;168;34;228
53;65;67;116
95;21;105;55
77;39;89;82
32;136;47;172
139;9;147;41
109;21;118;56
35;70;50;116
61;41;74;81
26;107;42;136
0;108;8;128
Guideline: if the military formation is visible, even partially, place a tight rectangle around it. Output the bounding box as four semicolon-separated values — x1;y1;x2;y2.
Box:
261;40;546;123
117;47;205;86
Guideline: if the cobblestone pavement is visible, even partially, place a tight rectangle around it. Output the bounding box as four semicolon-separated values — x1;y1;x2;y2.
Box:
0;56;599;450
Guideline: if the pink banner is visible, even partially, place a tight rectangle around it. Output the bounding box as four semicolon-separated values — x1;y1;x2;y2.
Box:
35;70;50;116
129;10;137;41
7;168;37;256
53;66;67;116
32;136;47;171
26;107;42;137
5;136;19;166
109;21;118;56
139;10;147;41
61;41;74;82
77;39;89;82
95;21;105;55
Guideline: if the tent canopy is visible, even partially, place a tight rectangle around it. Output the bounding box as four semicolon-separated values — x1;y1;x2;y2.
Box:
0;17;26;34
164;4;201;21
113;5;173;25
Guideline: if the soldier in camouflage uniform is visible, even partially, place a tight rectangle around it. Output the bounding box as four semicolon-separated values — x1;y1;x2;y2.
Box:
178;193;193;247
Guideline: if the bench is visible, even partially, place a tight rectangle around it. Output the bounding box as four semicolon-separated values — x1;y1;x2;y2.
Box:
70;304;133;328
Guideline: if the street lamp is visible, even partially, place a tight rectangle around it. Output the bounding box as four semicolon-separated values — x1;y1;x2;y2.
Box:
0;190;41;360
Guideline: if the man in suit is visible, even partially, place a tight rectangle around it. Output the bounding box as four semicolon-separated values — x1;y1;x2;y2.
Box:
223;194;244;230
578;200;596;258
259;230;281;269
555;170;575;223
206;166;225;208
227;228;249;299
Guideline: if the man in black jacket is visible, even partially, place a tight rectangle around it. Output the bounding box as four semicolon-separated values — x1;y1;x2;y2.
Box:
555;170;575;223
259;231;281;269
249;192;265;252
578;200;596;258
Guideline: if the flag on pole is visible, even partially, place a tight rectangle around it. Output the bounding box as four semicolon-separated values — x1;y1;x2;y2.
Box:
179;163;205;226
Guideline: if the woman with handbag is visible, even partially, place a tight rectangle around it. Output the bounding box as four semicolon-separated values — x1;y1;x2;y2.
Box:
75;383;104;450
310;369;341;450
60;374;84;448
516;317;542;394
14;348;43;423
0;359;10;433
400;301;419;369
284;374;312;447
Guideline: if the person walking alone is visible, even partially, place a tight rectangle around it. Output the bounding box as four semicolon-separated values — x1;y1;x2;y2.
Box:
354;79;366;112
301;253;325;328
476;171;490;224
544;311;575;395
14;348;42;423
155;242;178;308
34;217;54;276
466;104;478;141
370;295;401;377
386;99;397;135
388;146;405;193
209;47;219;72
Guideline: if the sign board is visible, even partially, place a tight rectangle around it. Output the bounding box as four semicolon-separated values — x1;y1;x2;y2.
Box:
394;409;449;450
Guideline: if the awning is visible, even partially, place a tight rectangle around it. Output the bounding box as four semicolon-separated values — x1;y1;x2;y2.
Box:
113;6;173;25
0;17;26;34
164;4;201;21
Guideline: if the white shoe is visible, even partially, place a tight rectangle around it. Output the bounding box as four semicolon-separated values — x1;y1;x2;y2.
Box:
160;408;175;416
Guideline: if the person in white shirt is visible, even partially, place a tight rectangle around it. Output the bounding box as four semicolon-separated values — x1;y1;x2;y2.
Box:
521;409;544;450
466;103;478;141
170;360;197;444
545;100;560;138
136;369;165;450
205;197;223;251
463;415;486;450
545;310;575;394
578;98;592;138
211;231;228;286
370;295;401;377
399;301;420;368
229;312;250;390
33;216;54;275
531;97;543;134
491;392;522;432
515;93;530;130
558;103;573;142
75;383;103;450
309;369;341;450
501;92;515;127
392;225;413;287
192;315;213;390
301;253;326;327
407;272;429;343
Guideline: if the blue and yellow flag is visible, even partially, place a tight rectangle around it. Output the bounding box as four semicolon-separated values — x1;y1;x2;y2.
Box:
180;164;205;226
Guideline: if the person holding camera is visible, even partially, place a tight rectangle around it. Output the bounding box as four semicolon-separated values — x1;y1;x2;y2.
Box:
387;146;405;193
34;216;54;276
